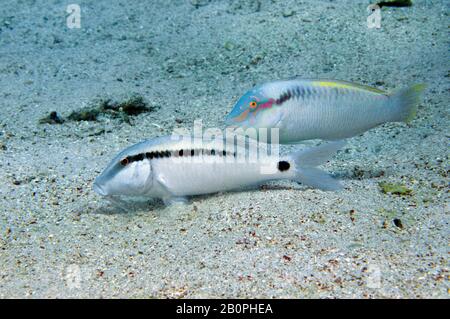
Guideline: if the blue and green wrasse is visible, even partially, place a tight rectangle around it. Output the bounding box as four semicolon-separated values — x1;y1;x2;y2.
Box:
225;79;426;143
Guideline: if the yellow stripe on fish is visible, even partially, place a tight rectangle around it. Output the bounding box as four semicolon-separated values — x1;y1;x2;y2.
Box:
311;79;387;94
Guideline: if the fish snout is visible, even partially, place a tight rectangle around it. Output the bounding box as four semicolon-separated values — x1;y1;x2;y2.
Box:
225;109;249;126
225;113;237;126
93;180;108;196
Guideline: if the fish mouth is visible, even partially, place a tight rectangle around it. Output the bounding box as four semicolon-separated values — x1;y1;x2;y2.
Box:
225;117;236;126
93;181;108;196
226;109;250;125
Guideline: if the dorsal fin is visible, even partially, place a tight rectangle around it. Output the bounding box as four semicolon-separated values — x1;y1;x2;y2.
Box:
283;77;387;94
311;79;387;94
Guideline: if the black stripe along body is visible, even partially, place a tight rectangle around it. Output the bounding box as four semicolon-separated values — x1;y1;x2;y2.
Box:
120;148;237;166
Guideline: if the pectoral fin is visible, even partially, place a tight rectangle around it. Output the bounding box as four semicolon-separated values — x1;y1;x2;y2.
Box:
156;174;189;206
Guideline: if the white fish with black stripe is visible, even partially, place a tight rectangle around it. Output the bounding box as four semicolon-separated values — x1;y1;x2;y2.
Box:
93;135;345;205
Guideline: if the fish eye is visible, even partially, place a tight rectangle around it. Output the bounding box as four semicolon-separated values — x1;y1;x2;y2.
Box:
249;101;258;109
120;157;129;166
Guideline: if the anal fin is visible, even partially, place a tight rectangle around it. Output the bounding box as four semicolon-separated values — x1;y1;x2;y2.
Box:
162;196;189;206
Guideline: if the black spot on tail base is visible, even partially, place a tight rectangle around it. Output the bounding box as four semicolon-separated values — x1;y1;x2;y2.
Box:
278;161;290;172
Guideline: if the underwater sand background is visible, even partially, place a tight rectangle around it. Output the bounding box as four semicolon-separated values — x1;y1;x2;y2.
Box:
0;0;448;298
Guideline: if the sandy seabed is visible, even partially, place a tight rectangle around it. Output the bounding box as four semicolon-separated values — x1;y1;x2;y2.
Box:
0;0;448;298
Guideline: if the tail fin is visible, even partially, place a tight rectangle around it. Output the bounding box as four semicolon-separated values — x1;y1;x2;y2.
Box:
290;140;345;191
388;83;426;123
